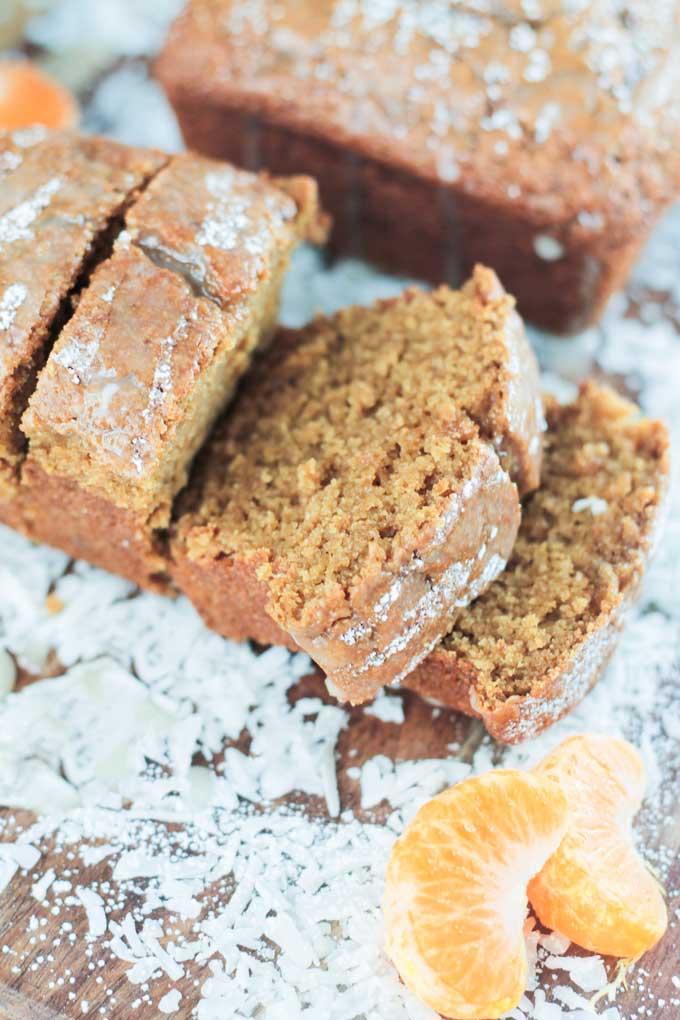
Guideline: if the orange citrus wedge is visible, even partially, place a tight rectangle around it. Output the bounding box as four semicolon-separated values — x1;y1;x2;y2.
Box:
0;60;78;131
528;734;667;959
383;770;569;1019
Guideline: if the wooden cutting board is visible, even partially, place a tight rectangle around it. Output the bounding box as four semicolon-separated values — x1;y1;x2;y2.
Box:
0;669;678;1020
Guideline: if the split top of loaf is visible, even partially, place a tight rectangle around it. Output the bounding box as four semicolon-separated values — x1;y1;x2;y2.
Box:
157;1;680;224
0;130;320;526
0;128;164;498
172;267;543;702
406;382;670;742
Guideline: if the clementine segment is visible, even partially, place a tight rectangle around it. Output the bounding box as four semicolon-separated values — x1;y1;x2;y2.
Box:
528;734;667;959
383;770;569;1019
0;60;78;131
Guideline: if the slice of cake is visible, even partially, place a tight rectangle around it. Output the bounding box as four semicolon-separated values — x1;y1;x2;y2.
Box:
0;128;165;511
171;267;543;701
19;152;321;589
155;1;680;333
405;382;669;742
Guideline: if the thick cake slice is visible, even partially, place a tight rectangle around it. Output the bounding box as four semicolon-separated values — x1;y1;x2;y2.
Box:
19;153;321;589
0;128;165;507
405;383;669;742
172;267;542;701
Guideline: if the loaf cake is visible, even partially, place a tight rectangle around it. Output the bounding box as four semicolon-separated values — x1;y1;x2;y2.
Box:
156;1;680;333
171;267;543;701
0;131;321;588
405;382;669;742
0;128;164;514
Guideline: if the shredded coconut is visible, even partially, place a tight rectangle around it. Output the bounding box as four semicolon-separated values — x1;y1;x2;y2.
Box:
533;234;565;262
572;496;608;516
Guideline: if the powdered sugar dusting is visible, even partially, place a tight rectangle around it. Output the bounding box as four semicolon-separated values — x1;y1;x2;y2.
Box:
131;315;189;474
0;282;28;332
0;177;61;246
195;167;297;284
218;0;679;193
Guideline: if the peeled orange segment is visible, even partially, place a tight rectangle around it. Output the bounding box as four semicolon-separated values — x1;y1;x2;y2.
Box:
0;60;78;131
528;734;667;959
383;770;569;1019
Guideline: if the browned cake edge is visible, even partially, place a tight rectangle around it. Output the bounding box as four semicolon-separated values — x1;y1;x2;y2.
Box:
171;547;301;650
403;383;670;742
16;462;173;588
171;448;521;701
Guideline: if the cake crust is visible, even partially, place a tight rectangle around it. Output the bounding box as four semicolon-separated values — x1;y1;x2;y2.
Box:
155;0;680;333
0;128;166;489
405;382;670;741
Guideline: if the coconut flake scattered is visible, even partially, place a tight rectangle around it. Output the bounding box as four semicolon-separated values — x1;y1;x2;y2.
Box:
76;887;107;937
572;496;608;516
158;989;182;1014
363;689;406;724
533;235;565;261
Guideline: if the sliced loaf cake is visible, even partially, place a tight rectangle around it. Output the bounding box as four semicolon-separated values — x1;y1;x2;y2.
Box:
405;382;669;741
0;128;165;510
172;267;543;700
6;140;320;589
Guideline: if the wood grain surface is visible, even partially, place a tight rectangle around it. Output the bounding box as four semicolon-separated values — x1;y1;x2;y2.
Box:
0;669;678;1019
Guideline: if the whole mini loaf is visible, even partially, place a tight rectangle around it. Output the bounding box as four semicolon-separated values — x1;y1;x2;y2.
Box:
156;0;680;334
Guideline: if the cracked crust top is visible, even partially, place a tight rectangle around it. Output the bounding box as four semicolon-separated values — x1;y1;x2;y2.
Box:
21;153;320;517
0;128;166;474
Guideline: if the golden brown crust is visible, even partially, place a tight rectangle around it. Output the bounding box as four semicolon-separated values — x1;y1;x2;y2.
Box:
170;547;300;649
0;129;167;486
404;382;670;741
14;462;172;592
405;611;625;743
155;1;680;332
22;154;321;515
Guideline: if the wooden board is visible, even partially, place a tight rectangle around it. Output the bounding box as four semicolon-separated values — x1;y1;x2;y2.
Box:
0;667;678;1020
